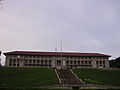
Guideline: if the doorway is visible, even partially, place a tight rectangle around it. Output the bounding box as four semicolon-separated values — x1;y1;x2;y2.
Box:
57;60;61;66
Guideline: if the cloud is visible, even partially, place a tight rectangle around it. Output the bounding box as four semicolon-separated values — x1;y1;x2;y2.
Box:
0;0;120;65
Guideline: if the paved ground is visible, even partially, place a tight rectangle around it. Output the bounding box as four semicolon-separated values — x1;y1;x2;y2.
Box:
36;84;120;89
81;84;120;89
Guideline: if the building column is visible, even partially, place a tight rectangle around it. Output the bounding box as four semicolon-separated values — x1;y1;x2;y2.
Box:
91;60;97;68
105;60;109;68
16;59;17;67
19;59;24;67
11;59;13;67
102;61;104;67
63;60;66;69
51;60;56;68
5;58;9;67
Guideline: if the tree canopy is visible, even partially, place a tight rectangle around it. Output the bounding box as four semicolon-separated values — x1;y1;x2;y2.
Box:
109;57;120;68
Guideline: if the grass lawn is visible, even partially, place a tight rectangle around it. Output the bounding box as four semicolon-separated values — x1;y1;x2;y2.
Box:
73;68;120;86
0;67;59;88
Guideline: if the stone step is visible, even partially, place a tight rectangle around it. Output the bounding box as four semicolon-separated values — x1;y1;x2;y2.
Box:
56;69;82;85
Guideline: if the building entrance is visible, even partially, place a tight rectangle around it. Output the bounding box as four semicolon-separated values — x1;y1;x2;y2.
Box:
56;60;63;69
57;60;61;66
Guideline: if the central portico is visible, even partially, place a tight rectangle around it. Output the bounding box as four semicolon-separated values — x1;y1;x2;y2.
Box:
52;59;66;69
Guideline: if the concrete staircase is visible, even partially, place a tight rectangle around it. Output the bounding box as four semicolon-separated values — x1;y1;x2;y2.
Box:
56;69;82;86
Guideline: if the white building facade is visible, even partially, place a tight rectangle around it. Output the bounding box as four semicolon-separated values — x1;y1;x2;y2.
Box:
4;51;111;69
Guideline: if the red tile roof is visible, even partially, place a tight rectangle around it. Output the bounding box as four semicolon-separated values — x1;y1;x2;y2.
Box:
4;51;111;57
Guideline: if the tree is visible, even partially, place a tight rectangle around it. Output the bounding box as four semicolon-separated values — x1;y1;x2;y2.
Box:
0;51;2;67
109;57;120;68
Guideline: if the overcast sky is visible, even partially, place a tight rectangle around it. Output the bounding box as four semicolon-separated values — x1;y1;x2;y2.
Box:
0;0;120;65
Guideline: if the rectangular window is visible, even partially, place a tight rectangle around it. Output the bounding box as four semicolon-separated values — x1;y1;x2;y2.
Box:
37;60;40;63
29;60;32;63
17;59;19;63
41;60;43;64
74;61;76;64
33;60;36;63
49;60;51;64
13;64;16;66
100;61;102;64
66;61;69;64
13;59;16;64
25;60;28;63
70;61;72;64
81;57;84;59
45;60;47;64
81;61;84;64
89;61;91;64
9;63;12;66
37;56;39;58
9;59;12;66
96;61;98;64
85;61;87;64
78;61;80;64
13;59;16;62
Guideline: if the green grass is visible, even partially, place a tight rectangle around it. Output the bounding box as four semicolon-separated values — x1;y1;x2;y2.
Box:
0;67;59;88
73;68;120;86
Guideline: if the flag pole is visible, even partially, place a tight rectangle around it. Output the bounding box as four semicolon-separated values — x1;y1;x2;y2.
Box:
60;39;63;69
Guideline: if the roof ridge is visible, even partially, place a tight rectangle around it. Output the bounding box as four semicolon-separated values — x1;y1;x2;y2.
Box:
3;51;111;57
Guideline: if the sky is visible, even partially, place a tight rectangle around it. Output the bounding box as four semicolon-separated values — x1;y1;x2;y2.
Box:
0;0;120;65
